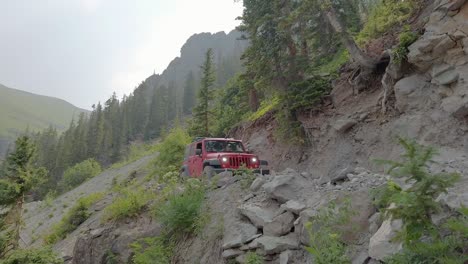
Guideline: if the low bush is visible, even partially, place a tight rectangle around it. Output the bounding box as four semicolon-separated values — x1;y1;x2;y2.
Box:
356;0;417;44
104;187;153;221
45;192;104;244
0;247;63;264
305;200;354;264
374;138;466;262
131;236;173;264
392;28;419;64
375;138;460;243
153;126;191;176
155;183;205;238
247;96;280;122
234;165;256;190
59;159;101;191
245;251;264;264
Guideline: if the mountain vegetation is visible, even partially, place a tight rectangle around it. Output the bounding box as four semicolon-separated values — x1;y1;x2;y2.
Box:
0;84;88;159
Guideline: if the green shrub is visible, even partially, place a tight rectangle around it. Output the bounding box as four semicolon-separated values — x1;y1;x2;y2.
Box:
386;207;468;263
314;49;350;75
248;96;280;122
155;184;205;238
286;77;331;112
0;247;63;264
59;159;101;191
356;0;416;44
375;137;460;243
104;188;153;221
393;29;419;64
245;251;264;264
45;193;104;244
154;126;191;176
374;138;466;262
305;200;353;264
131;236;172;264
234;165;256;190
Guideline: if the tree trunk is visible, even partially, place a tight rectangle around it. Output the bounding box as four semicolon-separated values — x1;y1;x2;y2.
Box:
324;6;377;69
248;88;259;112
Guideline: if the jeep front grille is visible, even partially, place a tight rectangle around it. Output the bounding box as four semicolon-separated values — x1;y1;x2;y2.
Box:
229;157;251;168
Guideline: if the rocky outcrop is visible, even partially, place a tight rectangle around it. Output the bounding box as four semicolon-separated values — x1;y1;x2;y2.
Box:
222;168;389;263
368;219;403;261
405;0;468;119
72;215;160;264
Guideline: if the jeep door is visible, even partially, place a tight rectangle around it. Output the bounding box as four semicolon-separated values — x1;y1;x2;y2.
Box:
192;142;204;177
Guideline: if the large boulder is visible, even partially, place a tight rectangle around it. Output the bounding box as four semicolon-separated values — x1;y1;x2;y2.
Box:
262;169;311;203
238;204;276;228
280;200;306;215
394;75;432;112
368;219;403;261
254;233;300;255
222;218;259;249
263;211;295;237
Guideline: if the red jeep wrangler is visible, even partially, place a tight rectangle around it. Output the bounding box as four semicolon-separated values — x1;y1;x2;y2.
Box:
180;137;269;178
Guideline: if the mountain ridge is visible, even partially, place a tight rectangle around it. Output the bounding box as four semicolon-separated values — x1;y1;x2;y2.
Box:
0;83;88;158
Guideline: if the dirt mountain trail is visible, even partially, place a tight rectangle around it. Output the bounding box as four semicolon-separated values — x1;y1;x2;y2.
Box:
20;154;157;250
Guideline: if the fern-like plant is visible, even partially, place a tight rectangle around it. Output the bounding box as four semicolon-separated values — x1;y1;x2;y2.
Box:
375;137;460;244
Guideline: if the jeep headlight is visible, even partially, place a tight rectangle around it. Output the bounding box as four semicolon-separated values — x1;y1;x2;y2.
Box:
251;157;258;163
222;157;228;163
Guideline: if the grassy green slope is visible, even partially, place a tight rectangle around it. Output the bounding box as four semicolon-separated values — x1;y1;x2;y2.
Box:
0;83;88;139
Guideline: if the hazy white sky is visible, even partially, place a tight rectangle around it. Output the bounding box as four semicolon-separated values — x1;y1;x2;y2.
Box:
0;0;243;109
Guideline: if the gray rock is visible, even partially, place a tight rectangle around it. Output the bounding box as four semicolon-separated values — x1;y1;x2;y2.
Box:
294;209;318;245
279;250;293;264
263;211;295;237
263;169;310;203
431;64;459;85
368;219;403;261
222;249;244;259
280;200;306;214
352;250;369;264
394;75;430;112
331;167;352;184
223;219;259;249
238;204;275;228
250;177;266;192
441;96;468;118
254;233;300;255
432;35;456;56
333;118;357;133
439;0;468;10
368;212;382;235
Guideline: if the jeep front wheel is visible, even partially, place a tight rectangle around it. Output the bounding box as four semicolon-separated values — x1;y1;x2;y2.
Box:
203;166;215;179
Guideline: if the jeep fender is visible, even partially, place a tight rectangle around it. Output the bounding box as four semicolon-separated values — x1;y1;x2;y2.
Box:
203;159;221;168
260;160;269;166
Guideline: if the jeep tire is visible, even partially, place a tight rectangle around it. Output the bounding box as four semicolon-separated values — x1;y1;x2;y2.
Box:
203;165;215;179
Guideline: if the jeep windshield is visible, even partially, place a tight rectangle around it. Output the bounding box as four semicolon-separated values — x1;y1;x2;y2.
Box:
205;140;245;153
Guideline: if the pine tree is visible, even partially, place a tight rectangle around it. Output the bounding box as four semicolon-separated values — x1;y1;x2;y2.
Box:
182;71;197;114
191;48;216;136
0;136;47;257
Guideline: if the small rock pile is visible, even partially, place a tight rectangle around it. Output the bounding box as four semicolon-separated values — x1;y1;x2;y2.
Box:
220;168;392;264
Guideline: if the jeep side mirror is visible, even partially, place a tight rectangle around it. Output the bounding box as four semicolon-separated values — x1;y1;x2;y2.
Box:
246;149;254;154
196;149;202;156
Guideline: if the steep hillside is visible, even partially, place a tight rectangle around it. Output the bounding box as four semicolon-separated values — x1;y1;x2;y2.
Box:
0;84;88;158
